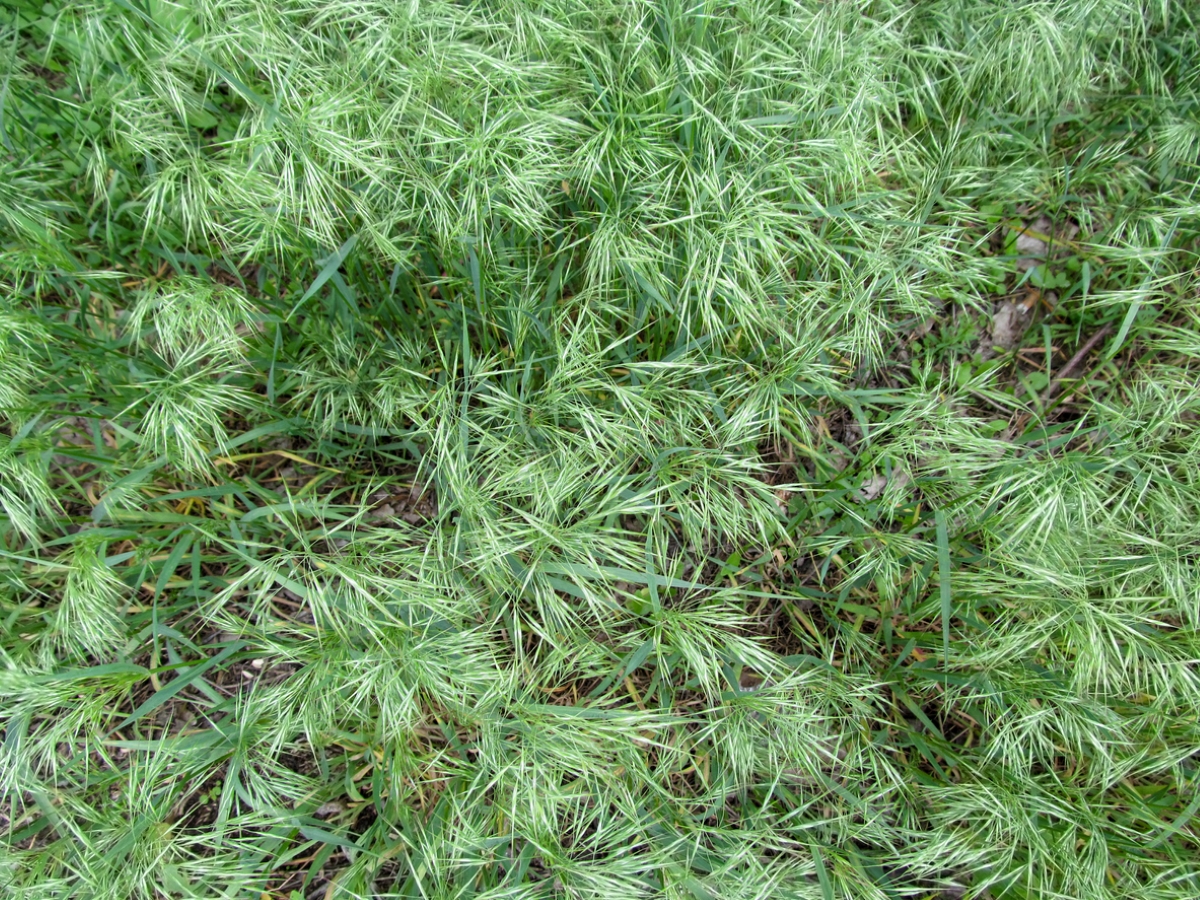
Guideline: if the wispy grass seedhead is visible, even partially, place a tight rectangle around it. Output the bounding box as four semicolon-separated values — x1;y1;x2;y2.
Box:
125;276;258;360
2;0;1199;897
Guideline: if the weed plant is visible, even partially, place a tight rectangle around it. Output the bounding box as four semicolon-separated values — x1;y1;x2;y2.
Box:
1;1;1199;898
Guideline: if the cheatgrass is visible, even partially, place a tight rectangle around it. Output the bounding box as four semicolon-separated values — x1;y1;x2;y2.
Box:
2;0;1199;897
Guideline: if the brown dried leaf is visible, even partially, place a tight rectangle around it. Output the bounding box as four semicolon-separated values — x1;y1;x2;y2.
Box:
988;300;1031;353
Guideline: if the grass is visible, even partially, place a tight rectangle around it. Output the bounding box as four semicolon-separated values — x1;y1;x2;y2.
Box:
1;0;1199;897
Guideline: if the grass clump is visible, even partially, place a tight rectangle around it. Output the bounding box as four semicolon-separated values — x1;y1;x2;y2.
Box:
2;0;1200;897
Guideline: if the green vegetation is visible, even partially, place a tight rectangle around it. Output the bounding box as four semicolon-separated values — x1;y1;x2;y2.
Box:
2;0;1199;897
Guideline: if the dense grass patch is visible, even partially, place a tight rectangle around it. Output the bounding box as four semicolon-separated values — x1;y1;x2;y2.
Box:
2;1;1200;897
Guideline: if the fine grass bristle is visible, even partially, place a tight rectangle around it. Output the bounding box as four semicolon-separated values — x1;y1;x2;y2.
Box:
3;1;1200;898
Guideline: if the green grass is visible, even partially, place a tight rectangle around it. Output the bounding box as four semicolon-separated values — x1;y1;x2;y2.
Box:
2;0;1199;897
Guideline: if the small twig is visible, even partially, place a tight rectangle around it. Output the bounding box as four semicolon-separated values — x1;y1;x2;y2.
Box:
213;449;342;473
1041;325;1111;405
